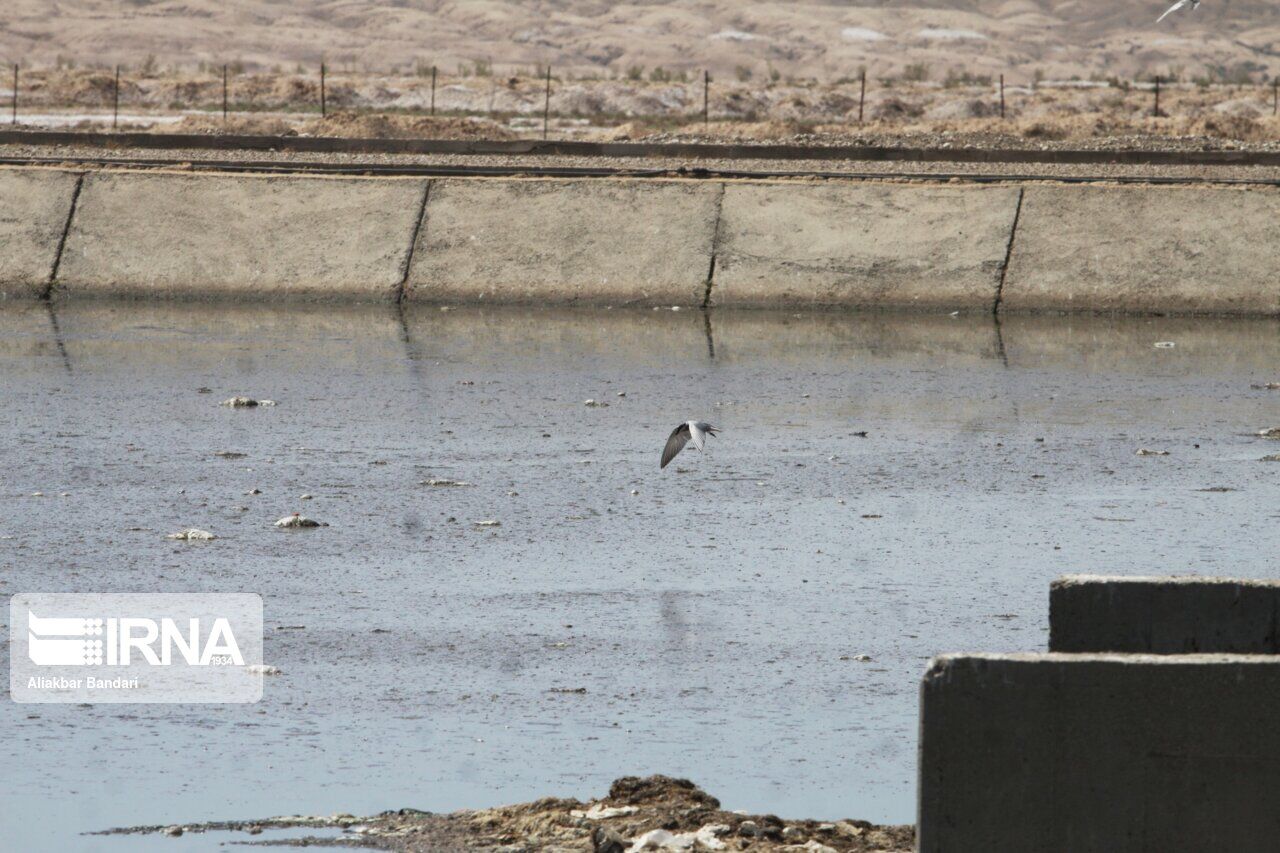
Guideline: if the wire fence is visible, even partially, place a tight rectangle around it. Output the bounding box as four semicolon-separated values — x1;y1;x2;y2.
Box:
6;61;1280;133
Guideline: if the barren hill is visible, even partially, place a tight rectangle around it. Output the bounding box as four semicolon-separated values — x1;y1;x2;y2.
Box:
4;1;1280;83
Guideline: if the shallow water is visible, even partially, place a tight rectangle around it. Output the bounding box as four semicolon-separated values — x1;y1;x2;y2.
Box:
2;302;1278;851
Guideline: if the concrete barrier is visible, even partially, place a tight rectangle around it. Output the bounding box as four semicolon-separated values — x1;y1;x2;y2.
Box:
1003;185;1280;315
2;165;1279;312
0;169;81;299
919;653;1280;853
1050;575;1280;654
711;183;1020;310
56;172;428;300
406;179;719;305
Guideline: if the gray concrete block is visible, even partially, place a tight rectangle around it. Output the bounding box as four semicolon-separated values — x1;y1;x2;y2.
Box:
712;182;1020;310
919;653;1280;853
1003;185;1280;315
407;179;719;305
0;169;81;298
57;172;427;300
1050;574;1280;654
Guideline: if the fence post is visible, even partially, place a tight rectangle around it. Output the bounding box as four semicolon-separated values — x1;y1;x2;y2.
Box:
543;65;551;140
1153;75;1161;117
10;64;16;126
222;64;228;125
999;74;1005;119
320;62;327;117
703;69;710;127
431;65;437;116
859;69;866;124
1273;78;1277;116
113;65;120;130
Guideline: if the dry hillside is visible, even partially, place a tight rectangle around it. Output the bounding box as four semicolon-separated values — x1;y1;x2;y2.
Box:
4;1;1280;84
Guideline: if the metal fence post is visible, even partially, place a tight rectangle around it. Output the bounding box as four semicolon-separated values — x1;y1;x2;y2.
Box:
113;65;120;130
1000;74;1005;119
10;64;16;125
703;70;710;127
1153;75;1161;117
320;62;327;117
858;69;866;124
543;65;551;140
431;65;437;116
222;64;228;125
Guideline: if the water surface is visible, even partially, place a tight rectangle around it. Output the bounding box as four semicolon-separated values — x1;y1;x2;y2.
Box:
2;302;1278;851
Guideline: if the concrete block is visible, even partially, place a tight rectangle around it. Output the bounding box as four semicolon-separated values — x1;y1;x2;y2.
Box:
0;169;81;298
1003;185;1280;315
57;172;427;300
1050;574;1280;654
406;179;719;305
712;182;1020;309
919;653;1280;853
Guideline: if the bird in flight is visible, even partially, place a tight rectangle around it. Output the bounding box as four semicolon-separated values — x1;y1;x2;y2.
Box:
661;421;719;469
1157;0;1200;23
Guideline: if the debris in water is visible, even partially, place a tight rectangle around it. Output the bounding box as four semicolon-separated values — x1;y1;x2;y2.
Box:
166;529;215;541
1251;383;1280;390
275;513;327;529
221;397;276;408
841;654;873;662
1153;342;1176;349
1135;448;1170;456
97;775;912;850
299;493;312;500
584;399;609;407
214;451;247;459
246;665;282;675
422;479;473;487
549;686;587;694
1262;454;1280;462
1195;486;1237;493
1257;428;1280;438
473;519;501;527
246;488;263;495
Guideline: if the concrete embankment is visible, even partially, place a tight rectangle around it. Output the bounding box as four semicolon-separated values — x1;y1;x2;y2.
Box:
2;165;1279;314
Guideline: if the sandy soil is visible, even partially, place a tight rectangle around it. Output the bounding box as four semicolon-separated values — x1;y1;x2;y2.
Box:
97;775;914;851
4;0;1280;84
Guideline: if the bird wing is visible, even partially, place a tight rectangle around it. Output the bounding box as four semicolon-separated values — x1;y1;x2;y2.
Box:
688;421;707;452
1157;0;1187;22
660;423;691;469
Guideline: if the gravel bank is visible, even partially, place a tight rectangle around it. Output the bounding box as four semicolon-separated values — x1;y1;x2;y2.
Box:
8;141;1280;183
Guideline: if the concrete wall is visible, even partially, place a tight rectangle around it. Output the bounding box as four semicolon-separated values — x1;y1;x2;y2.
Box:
713;182;1019;311
56;172;427;300
406;179;719;305
5;165;1280;313
919;653;1280;853
0;170;80;299
1050;574;1280;654
1003;185;1280;315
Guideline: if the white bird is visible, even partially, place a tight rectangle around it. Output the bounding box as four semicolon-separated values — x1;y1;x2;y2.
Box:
660;421;719;469
1157;0;1199;23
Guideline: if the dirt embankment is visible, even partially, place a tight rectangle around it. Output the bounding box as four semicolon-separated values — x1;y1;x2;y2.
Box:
97;775;914;852
14;68;1280;150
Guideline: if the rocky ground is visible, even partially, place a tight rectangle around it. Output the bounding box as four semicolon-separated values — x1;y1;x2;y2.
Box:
97;776;914;852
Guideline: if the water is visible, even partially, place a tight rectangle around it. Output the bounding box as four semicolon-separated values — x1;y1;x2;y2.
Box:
2;301;1278;851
